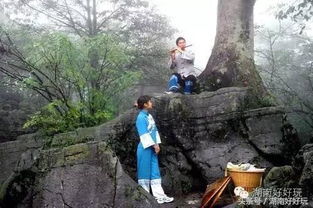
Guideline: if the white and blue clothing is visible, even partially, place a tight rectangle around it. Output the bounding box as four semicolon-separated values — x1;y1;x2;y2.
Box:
168;49;197;94
135;109;167;198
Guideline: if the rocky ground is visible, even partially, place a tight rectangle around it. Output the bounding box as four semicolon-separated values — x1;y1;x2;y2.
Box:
160;192;202;208
159;191;236;208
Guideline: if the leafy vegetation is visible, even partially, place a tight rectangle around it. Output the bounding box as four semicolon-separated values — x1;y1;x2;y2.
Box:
0;0;174;137
1;30;138;135
255;20;313;141
277;0;313;34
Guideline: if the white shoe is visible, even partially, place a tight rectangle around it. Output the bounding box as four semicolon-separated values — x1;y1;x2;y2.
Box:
156;196;174;204
163;196;174;203
164;91;174;94
156;198;165;204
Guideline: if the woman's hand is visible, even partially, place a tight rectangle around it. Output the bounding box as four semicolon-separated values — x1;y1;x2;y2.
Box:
153;144;160;154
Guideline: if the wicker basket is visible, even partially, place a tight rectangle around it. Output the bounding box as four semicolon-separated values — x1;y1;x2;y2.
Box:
226;169;264;192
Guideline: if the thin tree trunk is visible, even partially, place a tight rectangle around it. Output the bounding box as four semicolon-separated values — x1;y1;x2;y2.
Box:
86;0;93;36
92;0;97;35
199;0;268;97
86;0;100;115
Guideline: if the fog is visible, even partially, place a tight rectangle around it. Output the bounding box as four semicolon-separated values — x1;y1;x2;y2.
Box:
149;0;288;70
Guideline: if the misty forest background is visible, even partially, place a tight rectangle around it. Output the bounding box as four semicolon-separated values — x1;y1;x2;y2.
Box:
0;0;313;145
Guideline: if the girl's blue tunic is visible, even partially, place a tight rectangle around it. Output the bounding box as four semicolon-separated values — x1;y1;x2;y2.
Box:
135;110;162;181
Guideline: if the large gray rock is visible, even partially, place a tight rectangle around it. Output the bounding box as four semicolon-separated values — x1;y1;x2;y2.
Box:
263;165;297;188
0;141;158;208
0;86;299;206
152;87;287;185
244;108;285;155
0;133;42;186
295;144;313;200
262;144;313;206
72;87;293;195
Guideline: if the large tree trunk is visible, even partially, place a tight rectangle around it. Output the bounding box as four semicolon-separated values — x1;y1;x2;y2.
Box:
198;0;268;97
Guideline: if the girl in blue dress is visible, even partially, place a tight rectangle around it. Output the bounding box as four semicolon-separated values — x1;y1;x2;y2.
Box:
135;95;174;204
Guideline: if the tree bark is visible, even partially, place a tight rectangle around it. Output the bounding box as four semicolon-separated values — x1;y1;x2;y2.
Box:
198;0;268;97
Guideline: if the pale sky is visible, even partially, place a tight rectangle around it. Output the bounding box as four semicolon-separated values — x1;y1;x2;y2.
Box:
149;0;281;71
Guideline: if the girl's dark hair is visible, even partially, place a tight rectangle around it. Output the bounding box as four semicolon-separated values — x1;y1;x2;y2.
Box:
176;37;185;46
137;95;151;109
